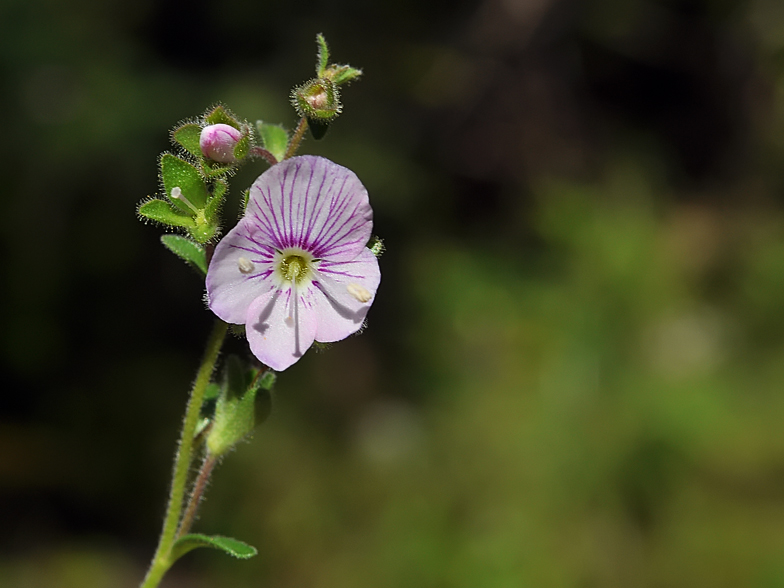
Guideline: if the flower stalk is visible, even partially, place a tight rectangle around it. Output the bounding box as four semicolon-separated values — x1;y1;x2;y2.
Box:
177;453;219;539
284;117;309;160
139;319;228;588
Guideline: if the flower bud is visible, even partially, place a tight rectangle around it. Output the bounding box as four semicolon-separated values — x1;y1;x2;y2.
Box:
291;78;341;122
199;123;242;163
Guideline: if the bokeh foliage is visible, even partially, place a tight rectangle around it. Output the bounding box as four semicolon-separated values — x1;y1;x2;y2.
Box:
3;0;784;587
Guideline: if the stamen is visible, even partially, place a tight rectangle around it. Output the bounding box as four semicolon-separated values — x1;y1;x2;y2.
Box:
285;280;302;356
237;257;255;274
170;186;199;214
347;282;372;303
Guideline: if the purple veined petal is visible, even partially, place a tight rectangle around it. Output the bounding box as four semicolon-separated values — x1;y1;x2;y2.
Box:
245;285;318;371
246;156;373;262
206;218;277;324
312;247;381;343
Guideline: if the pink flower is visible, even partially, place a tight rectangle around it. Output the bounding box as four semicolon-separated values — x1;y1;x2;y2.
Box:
206;156;380;371
199;123;242;163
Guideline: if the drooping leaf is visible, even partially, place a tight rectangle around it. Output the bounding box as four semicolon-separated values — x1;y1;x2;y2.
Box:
171;534;257;562
172;124;203;158
138;199;196;229
160;234;207;275
160;154;209;210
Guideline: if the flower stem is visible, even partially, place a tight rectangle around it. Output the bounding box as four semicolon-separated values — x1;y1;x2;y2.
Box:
139;319;228;588
284;117;309;159
177;453;219;539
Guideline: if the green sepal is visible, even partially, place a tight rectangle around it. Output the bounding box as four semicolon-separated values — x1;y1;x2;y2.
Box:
241;189;250;214
160;234;207;275
170;534;257;562
203;161;233;179
172;124;203;158
207;357;274;457
189;214;217;244
233;132;251;161
308;119;330;140
204;105;239;127
326;64;363;85
367;235;384;257
204;382;222;401
316;33;330;76
257;122;288;162
161;154;209;211
204;179;227;224
138;199;196;229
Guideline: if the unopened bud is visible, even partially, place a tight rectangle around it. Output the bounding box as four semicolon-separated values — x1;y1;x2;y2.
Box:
200;123;242;163
291;78;341;122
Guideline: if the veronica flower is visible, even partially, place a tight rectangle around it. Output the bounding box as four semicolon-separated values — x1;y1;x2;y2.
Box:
206;155;380;371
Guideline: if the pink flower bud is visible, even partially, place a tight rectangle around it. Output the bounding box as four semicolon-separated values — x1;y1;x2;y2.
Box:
199;123;242;163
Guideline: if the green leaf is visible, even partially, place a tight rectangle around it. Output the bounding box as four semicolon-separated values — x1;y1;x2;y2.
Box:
316;33;330;76
257;122;288;162
172;124;203;158
161;154;209;210
138;199;196;229
171;534;257;563
204;105;238;127
160;234;207;275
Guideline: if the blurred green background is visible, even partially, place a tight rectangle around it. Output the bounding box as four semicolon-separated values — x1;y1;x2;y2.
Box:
3;0;784;586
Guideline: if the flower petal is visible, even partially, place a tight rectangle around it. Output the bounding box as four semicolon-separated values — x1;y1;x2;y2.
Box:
246;156;373;261
312;247;381;342
246;286;317;371
206;219;277;324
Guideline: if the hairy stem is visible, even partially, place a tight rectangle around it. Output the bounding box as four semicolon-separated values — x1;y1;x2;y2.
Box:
177;453;219;539
284;117;309;159
139;319;228;588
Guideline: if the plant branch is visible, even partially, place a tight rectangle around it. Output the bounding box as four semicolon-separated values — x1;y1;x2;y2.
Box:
139;319;228;588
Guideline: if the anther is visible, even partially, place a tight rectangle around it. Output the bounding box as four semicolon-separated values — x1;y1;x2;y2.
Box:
170;187;199;214
237;257;255;274
347;283;372;303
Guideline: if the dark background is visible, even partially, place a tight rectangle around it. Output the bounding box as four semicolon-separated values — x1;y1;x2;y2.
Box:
3;0;784;586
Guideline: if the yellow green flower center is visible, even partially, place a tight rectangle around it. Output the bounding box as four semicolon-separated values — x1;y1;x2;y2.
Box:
279;254;311;284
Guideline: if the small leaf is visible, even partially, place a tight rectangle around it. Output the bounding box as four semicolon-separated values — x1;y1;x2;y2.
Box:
172;124;203;158
257;122;288;162
316;33;330;76
138;199;196;229
161;154;209;210
160;234;207;274
171;534;257;562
